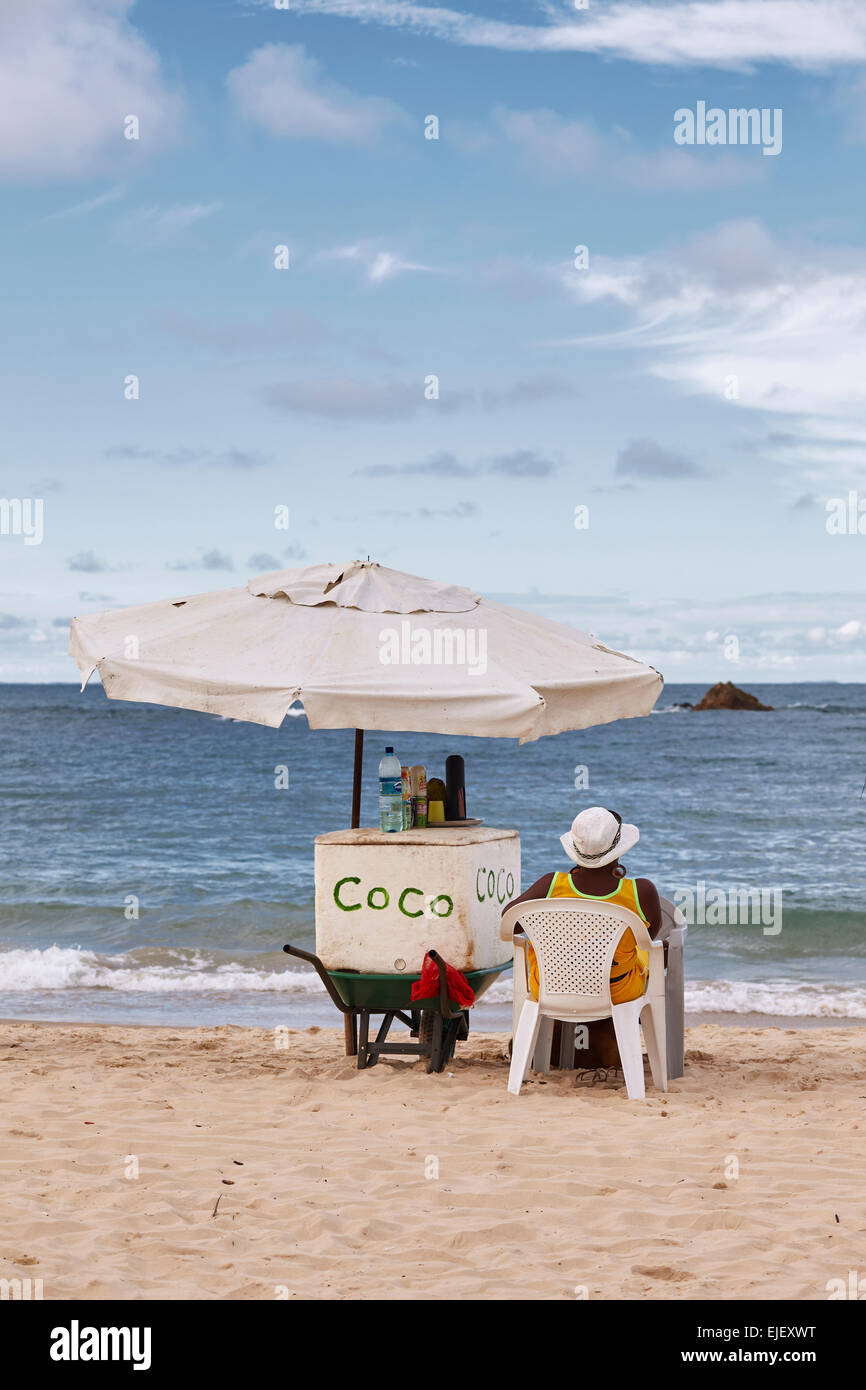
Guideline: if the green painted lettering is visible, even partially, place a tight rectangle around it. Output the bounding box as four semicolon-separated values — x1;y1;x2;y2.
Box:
334;876;361;911
399;886;424;918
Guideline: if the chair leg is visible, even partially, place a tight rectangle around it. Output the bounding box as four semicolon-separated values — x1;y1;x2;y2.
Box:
641;998;668;1092
557;1022;577;1069
508;1001;541;1096
611;1000;645;1099
534;1016;554;1074
665;938;685;1080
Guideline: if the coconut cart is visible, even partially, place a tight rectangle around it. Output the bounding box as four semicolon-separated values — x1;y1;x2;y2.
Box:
69;560;663;1068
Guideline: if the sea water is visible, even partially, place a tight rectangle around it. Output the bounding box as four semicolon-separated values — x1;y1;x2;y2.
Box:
0;683;863;1028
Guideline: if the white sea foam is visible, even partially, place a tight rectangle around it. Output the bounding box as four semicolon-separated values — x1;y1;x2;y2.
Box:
475;975;866;1018
684;979;866;1019
0;946;321;994
2;948;863;1019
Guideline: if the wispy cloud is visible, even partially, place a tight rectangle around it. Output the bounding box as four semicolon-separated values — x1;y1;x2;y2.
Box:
558;218;866;474
67;551;112;573
113;202;222;245
385;501;479;519
616;438;703;479
261;374;574;421
261;378;471;420
41;184;126;221
227;43;405;143
496;586;866;675
322;242;436;284
493;105;763;190
267;1;866;71
157;308;332;353
104;445;268;469
356;448;560;478
167;549;234;572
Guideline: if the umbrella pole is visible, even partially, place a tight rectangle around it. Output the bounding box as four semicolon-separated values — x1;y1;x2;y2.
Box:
351;729;364;829
343;728;364;1058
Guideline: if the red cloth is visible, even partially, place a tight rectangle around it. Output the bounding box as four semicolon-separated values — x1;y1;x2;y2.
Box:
410;952;475;1008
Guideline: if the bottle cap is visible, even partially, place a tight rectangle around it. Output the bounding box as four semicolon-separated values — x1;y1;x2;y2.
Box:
385;746;394;753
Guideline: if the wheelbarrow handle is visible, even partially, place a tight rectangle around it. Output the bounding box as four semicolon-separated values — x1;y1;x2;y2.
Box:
283;942;352;1015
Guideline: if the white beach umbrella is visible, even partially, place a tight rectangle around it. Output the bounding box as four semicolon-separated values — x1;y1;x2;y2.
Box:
69;560;662;751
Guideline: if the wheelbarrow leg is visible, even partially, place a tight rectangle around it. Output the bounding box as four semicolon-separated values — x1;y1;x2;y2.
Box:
428;1011;445;1073
344;1012;358;1057
357;1010;370;1069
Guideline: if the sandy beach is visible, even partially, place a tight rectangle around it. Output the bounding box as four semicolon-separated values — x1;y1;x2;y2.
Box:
1;1019;863;1301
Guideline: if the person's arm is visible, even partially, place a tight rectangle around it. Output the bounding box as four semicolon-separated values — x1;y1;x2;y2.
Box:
635;877;664;953
634;877;662;935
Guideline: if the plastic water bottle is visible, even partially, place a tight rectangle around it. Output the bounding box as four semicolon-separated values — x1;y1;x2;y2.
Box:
378;746;403;832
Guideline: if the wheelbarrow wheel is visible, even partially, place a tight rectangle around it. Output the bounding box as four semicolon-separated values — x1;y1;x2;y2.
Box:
418;1011;435;1048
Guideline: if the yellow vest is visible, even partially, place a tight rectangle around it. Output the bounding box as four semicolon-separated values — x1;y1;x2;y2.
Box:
525;872;649;1005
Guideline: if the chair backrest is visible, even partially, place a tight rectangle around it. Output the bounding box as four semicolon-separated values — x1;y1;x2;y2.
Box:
499;897;653;1019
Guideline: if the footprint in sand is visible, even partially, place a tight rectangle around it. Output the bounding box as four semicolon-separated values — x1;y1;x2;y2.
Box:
631;1264;692;1282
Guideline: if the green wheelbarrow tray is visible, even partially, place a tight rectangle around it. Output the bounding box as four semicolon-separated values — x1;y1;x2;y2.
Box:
282;942;511;1014
325;960;511;1011
282;943;512;1072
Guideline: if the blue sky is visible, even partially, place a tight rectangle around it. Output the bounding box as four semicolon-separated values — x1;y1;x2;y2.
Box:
2;0;866;681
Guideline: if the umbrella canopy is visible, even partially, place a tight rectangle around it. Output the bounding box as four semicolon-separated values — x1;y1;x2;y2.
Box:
69;560;662;743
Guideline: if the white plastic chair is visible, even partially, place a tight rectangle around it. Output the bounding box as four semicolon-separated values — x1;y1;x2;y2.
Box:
499;898;667;1100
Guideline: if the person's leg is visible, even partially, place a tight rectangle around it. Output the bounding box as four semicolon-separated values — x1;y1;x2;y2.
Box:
576;1018;620;1069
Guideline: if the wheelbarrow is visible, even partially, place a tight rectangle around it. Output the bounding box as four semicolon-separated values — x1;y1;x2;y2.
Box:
283;943;510;1073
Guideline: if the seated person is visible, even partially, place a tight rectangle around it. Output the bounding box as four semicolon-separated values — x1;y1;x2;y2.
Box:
501;806;663;1068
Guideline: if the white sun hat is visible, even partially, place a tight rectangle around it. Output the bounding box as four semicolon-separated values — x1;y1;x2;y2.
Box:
560;806;639;868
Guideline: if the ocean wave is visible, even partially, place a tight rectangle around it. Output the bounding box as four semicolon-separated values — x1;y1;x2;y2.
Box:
0;946;321;994
2;947;864;1020
684;979;866;1019
477;976;866;1018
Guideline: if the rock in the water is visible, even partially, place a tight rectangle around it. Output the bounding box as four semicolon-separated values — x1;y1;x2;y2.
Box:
693;681;773;711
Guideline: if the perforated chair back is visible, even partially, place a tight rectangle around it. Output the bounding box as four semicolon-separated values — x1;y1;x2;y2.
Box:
499;898;653;1022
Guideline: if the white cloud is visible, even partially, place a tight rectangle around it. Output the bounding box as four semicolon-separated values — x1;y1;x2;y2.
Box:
227;43;404;143
323;242;436;283
498;586;866;677
558;219;866;472
114;202;222;245
275;1;866;72
0;0;182;181
494;105;762;189
41;184;126;221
